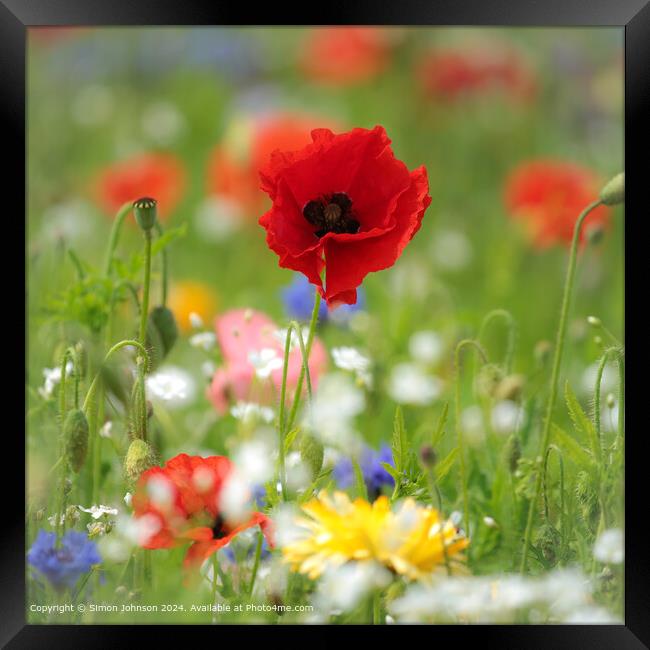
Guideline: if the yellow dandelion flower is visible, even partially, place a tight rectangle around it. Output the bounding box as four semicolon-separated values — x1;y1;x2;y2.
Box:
282;491;468;581
168;281;218;333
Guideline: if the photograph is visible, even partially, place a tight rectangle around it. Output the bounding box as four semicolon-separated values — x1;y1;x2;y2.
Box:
23;24;627;627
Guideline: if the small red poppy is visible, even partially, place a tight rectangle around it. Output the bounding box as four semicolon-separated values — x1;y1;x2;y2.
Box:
132;454;273;569
504;160;611;248
206;113;339;215
299;28;391;86
418;46;536;104
259;125;431;306
95;152;186;220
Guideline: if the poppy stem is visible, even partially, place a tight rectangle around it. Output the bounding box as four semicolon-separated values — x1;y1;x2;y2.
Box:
286;292;322;433
478;308;517;374
519;199;603;575
154;222;168;306
248;531;264;596
454;338;488;559
277;291;322;500
137;229;153;440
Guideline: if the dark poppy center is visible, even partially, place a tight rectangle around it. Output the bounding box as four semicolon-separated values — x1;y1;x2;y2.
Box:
303;192;360;238
212;514;229;540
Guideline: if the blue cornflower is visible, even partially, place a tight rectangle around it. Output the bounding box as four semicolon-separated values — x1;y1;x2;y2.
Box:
333;444;395;500
222;536;271;564
281;274;365;325
27;529;101;590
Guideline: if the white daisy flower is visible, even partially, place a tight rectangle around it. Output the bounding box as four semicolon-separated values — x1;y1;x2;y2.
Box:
248;348;283;379
146;365;196;408
77;504;119;519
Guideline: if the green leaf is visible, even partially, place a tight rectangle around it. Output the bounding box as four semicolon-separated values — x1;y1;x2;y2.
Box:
564;381;600;459
380;462;400;482
392;406;407;473
551;424;595;475
434;447;458;483
432;401;449;448
284;428;299;454
151;223;187;257
352;458;368;501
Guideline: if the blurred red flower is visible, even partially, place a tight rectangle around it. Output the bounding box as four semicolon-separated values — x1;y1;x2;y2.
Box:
300;27;391;85
95;152;186;220
132;454;273;568
208;308;327;414
504;160;611;248
206;113;339;216
418;46;537;103
259;125;431;305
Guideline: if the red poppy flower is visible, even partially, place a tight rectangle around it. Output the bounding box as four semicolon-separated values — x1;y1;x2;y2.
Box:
95;153;186;220
206;113;340;216
418;46;536;103
259;125;431;306
132;454;273;569
504;160;611;248
299;28;391;85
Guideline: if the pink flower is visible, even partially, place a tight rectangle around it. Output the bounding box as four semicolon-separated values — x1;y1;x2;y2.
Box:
208;309;327;414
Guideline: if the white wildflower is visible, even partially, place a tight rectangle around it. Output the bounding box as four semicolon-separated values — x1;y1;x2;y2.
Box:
77;504;119;520
99;421;113;439
593;528;624;564
189;311;204;330
146;365;196;408
409;331;444;365
388;363;442;405
38;362;73;399
491;400;522;435
230;401;275;425
189;331;217;351
248;348;283;379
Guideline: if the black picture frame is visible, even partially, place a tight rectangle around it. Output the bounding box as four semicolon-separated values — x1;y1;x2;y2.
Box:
4;1;649;647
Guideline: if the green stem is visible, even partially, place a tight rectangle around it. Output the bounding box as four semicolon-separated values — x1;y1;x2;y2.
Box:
154;222;168;306
82;340;150;413
103;202;133;276
519;199;603;574
248;531;264;596
454;339;488;547
138;230;152;345
277;326;293;502
479;308;517;373
286;292;322;433
276;292;322;501
594;347;620;454
372;590;381;625
55;349;74;547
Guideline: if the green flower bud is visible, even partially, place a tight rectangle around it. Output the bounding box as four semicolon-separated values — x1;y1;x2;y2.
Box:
599;172;624;206
537;523;561;565
133;197;157;231
300;433;324;479
475;363;504;399
495;374;525;401
63;409;89;472
124;439;157;483
148;306;179;358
